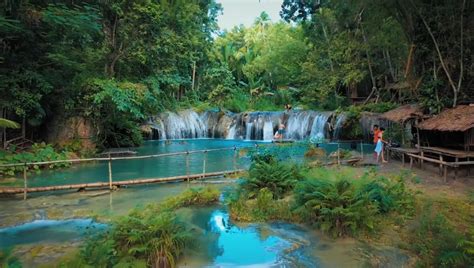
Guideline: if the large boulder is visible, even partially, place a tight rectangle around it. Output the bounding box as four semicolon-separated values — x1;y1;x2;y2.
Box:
47;116;96;150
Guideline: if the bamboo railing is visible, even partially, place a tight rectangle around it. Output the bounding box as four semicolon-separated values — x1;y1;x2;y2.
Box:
0;145;258;199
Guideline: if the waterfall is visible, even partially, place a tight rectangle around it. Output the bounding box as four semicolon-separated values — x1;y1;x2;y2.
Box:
148;109;376;142
150;117;167;140
245;122;253;140
333;114;347;140
263;121;274;141
310;112;331;141
226;124;237;139
286;112;314;140
152;110;207;139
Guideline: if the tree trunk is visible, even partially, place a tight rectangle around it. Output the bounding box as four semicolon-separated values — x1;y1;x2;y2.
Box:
410;0;460;107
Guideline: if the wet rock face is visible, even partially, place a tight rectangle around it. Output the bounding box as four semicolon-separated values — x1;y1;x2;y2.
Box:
47;116;96;150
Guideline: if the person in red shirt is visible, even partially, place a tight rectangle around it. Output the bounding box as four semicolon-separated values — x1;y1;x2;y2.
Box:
372;125;380;158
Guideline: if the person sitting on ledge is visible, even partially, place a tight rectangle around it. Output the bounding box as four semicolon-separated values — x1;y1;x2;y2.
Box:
274;124;286;139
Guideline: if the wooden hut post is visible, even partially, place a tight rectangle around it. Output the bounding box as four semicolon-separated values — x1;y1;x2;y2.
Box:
23;163;27;200
108;154;113;190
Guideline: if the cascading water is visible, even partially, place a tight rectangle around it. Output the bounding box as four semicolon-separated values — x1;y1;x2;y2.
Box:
309;113;331;141
263;121;274;141
153;110;207;139
148;109;374;141
333;113;347;140
286;112;314;140
226;125;237;140
245;122;253;140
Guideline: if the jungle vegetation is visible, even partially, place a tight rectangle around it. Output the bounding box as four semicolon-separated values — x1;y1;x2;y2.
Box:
55;187;221;268
0;0;472;148
226;151;474;267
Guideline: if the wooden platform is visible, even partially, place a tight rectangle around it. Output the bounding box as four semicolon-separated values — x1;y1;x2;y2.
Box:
0;170;243;195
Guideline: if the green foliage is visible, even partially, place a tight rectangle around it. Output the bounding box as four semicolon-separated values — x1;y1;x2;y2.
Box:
359;102;399;113
407;205;474;267
242;154;302;199
293;168;414;237
227;187;294;222
0;143;70;177
0;0;221;148
0;248;21;268
0;118;20;129
82;210;191;267
293;177;378;237
203;63;238;106
157;187;221;210
79;187;219;267
84;79;154;148
419;77;449;114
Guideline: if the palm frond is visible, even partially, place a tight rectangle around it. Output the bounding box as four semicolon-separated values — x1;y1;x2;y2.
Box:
0;118;20;129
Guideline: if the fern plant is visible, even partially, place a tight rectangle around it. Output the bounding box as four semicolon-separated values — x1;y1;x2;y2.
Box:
242;160;302;199
293;178;378;237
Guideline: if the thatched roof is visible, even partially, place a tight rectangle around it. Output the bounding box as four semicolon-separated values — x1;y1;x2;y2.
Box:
418;105;474;132
381;104;423;123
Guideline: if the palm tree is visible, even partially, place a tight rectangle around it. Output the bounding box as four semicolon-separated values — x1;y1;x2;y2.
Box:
0;118;20;129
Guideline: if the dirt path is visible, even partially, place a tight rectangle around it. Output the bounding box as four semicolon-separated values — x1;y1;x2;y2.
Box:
363;154;474;199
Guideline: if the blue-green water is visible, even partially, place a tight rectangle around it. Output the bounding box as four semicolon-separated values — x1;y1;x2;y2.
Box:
1;139;403;267
0;219;106;249
21;139;372;187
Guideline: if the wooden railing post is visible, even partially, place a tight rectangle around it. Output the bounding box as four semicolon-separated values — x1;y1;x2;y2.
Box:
233;146;237;170
108;154;113;190
360;140;364;159
337;143;340;166
202;150;207;178
23;163;27;200
186;151;190;182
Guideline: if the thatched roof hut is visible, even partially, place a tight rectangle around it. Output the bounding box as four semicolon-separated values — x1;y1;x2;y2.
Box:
381;104;423;123
417;105;474;132
417;105;474;151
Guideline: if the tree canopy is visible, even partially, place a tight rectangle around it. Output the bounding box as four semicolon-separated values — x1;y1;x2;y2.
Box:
0;0;472;147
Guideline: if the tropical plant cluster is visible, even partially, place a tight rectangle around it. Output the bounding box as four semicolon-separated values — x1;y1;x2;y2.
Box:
71;187;220;267
0;143;70;177
227;153;473;266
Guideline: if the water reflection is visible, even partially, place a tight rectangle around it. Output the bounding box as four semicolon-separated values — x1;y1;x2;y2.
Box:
209;210;291;267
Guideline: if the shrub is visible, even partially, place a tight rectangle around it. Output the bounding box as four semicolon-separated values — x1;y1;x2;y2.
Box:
293;169;415;237
227;187;294;222
0;248;21;268
242;156;302;199
79;187;220;267
293;177;378;237
157;187;220;210
407;205;474;267
357;175;414;215
0;142;71;177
